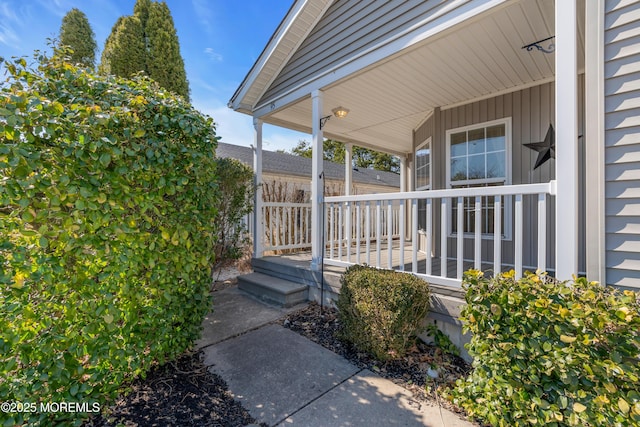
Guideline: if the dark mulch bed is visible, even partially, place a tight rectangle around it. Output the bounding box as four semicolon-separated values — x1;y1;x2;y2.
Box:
83;288;471;426
85;352;264;427
281;302;472;415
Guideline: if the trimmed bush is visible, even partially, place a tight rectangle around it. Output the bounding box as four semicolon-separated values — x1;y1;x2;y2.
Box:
0;50;219;425
453;270;640;427
337;265;431;361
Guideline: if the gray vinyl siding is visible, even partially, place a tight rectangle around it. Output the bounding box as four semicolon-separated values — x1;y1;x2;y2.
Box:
414;80;586;274
604;0;640;289
259;0;472;106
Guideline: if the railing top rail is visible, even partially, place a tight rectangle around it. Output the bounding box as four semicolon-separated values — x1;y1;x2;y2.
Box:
262;202;313;208
326;181;556;203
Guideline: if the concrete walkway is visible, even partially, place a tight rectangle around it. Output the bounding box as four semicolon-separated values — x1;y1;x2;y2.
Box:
197;286;476;427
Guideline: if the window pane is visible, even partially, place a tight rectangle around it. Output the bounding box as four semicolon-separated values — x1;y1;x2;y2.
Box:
416;147;430;190
468;128;485;154
450;132;467;157
451;157;467;181
468;154;485;180
486;125;505;152
486;152;505;178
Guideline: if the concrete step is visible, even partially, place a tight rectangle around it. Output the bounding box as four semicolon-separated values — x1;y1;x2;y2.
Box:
238;272;309;307
252;257;342;291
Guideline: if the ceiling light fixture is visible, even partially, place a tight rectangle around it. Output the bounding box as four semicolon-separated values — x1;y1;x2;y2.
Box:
320;106;350;129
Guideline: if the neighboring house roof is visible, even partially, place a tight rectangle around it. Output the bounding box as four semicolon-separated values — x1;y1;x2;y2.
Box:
216;142;400;188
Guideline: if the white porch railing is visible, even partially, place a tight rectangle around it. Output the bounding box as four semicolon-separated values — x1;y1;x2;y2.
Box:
257;200;402;255
324;182;557;287
262;202;312;252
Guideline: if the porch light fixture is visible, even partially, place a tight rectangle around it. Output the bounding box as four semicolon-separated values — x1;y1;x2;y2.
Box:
320;106;350;129
522;36;555;54
332;106;349;119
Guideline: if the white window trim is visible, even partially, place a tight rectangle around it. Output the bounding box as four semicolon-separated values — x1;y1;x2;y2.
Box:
415;137;432;191
445;117;513;240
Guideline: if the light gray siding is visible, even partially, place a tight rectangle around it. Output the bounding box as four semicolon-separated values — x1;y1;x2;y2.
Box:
604;0;640;289
414;80;586;274
259;0;472;105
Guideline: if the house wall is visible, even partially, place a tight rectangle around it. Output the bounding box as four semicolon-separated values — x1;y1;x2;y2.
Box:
259;0;488;105
414;79;587;274
604;0;640;290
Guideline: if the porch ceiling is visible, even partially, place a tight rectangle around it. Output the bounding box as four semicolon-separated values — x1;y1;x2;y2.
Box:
261;0;585;156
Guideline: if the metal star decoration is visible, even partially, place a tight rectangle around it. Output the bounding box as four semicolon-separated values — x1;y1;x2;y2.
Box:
524;124;555;170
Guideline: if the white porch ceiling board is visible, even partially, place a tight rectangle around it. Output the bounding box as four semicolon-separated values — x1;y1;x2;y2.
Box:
257;0;582;156
503;4;554;82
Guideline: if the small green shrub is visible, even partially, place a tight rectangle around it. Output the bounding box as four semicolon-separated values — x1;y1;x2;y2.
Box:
0;50;219;425
453;270;640;427
337;265;431;361
212;157;254;274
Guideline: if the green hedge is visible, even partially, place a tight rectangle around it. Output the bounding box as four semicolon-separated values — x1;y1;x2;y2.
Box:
453;271;640;427
0;50;219;425
337;265;431;361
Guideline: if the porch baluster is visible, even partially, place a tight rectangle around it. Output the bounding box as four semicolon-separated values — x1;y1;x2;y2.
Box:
412;198;418;274
515;194;523;278
457;197;464;279
387;202;393;269
366;201;371;265
376;200;382;268
538;193;547;272
399;200;405;271
338;203;343;260
346;202;352;263
441;198;448;278
426;198;432;276
474;196;482;270
494;195;502;275
355;202;361;264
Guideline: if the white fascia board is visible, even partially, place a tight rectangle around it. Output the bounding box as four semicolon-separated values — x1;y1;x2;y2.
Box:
252;0;509;119
229;0;326;111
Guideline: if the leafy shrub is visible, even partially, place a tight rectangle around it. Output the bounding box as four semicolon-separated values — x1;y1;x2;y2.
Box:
453;270;640;427
212;157;254;274
337;265;431;361
0;50;219;425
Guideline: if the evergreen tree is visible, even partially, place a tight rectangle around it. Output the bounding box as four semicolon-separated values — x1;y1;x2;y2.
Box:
146;2;189;99
100;16;145;77
99;0;189;99
59;8;97;67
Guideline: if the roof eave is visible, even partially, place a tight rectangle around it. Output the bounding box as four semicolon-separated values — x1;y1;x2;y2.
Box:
228;0;333;114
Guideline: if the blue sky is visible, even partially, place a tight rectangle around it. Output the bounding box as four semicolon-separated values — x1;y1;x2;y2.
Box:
0;0;310;151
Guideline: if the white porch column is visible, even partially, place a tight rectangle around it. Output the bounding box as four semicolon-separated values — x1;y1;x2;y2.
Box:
345;143;353;196
399;155;407;192
252;117;264;258
555;0;579;279
311;90;325;270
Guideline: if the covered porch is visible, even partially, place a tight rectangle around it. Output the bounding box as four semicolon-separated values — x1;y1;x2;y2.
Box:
230;0;591;290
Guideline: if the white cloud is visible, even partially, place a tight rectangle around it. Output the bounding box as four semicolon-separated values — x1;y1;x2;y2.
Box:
204;47;223;62
191;0;214;34
0;2;23;48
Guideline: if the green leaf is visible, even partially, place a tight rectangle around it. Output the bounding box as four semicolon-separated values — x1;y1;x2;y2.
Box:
99;153;111;168
134;128;146;138
619;398;630;414
573;402;587;413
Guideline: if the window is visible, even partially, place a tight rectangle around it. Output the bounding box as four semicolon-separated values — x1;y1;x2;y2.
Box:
415;139;431;231
446;119;511;236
